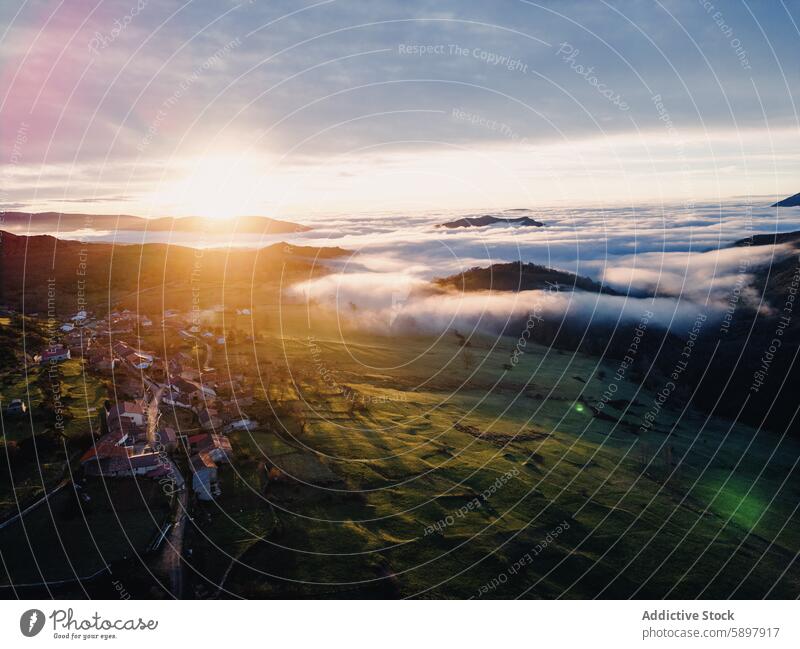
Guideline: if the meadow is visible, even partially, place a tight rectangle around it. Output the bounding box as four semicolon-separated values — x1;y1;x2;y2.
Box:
182;299;800;598
0;276;797;598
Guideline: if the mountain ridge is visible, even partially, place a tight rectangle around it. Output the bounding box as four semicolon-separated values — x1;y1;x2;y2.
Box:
0;211;310;234
436;215;544;229
434;260;617;295
771;192;800;207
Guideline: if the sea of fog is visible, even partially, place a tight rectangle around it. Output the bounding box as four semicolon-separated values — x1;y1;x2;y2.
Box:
37;199;800;335
44;199;800;278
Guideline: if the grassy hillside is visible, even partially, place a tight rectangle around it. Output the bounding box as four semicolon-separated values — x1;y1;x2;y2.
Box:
182;304;800;598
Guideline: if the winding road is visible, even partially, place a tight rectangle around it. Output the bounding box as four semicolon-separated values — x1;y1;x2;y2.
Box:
157;487;188;598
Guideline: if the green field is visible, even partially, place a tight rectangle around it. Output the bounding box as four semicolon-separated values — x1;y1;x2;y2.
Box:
0;478;171;590
1;356;107;515
181;304;800;598
1;289;798;598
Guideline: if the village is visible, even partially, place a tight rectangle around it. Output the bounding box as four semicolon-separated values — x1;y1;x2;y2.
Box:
28;305;259;502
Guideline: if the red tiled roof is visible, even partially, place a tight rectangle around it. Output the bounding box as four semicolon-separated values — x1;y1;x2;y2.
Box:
80;441;129;464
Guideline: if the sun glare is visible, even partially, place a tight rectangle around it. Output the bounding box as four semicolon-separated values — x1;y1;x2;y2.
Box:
152;153;270;219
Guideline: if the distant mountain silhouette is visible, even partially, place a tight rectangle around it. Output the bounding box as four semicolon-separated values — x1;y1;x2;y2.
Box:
0;211;310;234
435;261;617;294
732;229;800;248
437;215;544;229
771;192;800;207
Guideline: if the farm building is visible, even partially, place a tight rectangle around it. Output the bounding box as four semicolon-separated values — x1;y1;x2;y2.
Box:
107;400;146;427
191;452;219;501
5;399;27;415
35;344;71;364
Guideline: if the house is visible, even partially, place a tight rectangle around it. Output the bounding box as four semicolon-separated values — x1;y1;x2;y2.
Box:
190;452;218;500
107;400;146;427
107;416;146;445
168;375;214;402
112;341;135;359
154;426;178;453
88;353;114;374
65;329;90;354
180;367;201;382
80;416;180;485
224;417;257;433
5;399;27;415
198;407;223;431
81;447;162;478
214;379;241;398
80;437;130;475
127;452;164;475
172;350;194;365
35;344;71;364
185;431;233;500
187;433;232;463
165;375;204;407
126;352;152;370
149;359;166;380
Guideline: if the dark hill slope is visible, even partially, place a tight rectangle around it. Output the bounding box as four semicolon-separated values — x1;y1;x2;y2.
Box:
437;215;544;228
435;261;617;294
0;231;347;314
772;193;800;207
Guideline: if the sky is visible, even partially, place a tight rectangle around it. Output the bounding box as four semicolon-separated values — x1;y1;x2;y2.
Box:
1;0;799;220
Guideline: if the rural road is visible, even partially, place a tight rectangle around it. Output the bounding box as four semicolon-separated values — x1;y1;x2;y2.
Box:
145;382;164;444
158;486;188;599
145;376;187;598
204;342;213;370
